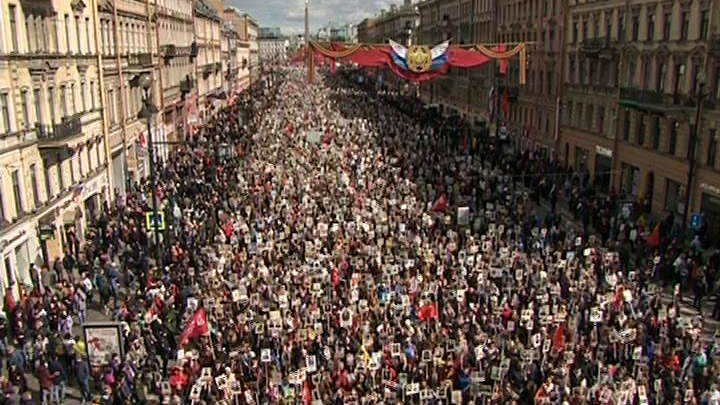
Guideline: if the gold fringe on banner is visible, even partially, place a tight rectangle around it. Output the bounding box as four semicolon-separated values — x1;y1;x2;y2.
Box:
310;41;363;59
474;43;527;85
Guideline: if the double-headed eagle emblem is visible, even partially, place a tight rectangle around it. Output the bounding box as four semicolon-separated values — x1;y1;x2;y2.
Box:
389;40;450;73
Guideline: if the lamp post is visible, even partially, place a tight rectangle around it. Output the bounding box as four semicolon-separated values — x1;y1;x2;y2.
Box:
138;73;162;269
683;72;706;230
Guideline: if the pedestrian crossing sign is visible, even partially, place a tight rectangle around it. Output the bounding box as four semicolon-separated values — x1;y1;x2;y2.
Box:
145;211;166;231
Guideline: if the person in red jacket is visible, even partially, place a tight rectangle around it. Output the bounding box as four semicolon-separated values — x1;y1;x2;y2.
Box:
37;361;56;405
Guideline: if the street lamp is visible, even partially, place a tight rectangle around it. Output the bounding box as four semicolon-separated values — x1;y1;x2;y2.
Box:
683;72;706;230
138;72;162;269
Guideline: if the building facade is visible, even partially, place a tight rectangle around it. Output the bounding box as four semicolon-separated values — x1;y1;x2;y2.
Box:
0;0;260;302
97;0;162;199
194;0;222;121
0;0;109;300
497;0;565;153
156;0;195;149
560;0;720;235
258;38;289;62
416;0;496;120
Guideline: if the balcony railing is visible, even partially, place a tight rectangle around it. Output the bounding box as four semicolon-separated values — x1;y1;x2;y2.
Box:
619;87;665;105
37;114;82;142
128;52;153;67
162;45;177;60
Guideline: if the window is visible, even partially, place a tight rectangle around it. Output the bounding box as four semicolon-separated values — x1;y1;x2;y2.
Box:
618;15;625;41
573;22;578;43
11;170;22;215
700;10;710;40
637;114;645;146
632;15;639;40
108;89;115;124
50;16;59;52
628;59;636;86
60;85;67;117
29;164;40;206
665;179;683;213
85;17;91;53
648;14;655;41
623;110;631;141
669;121;678;155
0;93;10;134
20;90;29;129
663;13;672;40
56;152;64;191
75;15;82;53
598;106;606;134
680;11;689;40
9;5;18;52
48;87;56;124
585;104;593;129
674;64;685;94
70;83;76;115
33;88;42;127
80;82;86;111
78;147;83;175
43;158;52;198
90;81;96;110
64;14;71;53
657;63;667;92
582;22;588;41
708;129;718;168
4;257;14;286
652;116;661;150
69;152;75;184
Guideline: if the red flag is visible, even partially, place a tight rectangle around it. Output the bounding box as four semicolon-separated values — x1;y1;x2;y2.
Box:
430;194;448;213
302;380;311;405
496;44;507;75
330;58;337;75
179;308;209;346
417;303;438;321
646;224;660;248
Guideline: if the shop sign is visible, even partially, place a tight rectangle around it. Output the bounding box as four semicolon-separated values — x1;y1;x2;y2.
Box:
701;183;720;196
596;145;613;158
39;224;56;241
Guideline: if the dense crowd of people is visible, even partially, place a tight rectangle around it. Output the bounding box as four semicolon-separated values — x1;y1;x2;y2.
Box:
1;66;720;405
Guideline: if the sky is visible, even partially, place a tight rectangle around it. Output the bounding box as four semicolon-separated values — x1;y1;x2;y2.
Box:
228;0;399;35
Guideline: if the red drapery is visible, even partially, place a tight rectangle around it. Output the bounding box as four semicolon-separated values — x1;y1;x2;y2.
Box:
309;43;490;84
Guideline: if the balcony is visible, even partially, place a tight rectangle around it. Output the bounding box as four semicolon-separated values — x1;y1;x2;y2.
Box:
162;45;177;61
37;114;83;147
619;88;695;115
128;52;153;68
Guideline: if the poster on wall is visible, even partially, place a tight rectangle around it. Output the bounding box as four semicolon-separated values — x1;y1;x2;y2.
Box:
83;323;124;367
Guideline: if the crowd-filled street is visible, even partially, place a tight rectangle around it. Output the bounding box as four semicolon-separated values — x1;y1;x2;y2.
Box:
1;67;720;405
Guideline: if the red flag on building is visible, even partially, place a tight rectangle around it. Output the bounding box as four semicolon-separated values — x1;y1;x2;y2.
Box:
179;308;209;347
430;194;448;213
496;44;507;75
646;224;661;248
417;303;438;321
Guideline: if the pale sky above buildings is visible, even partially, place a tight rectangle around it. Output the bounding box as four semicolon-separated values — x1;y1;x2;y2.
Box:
229;0;398;34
